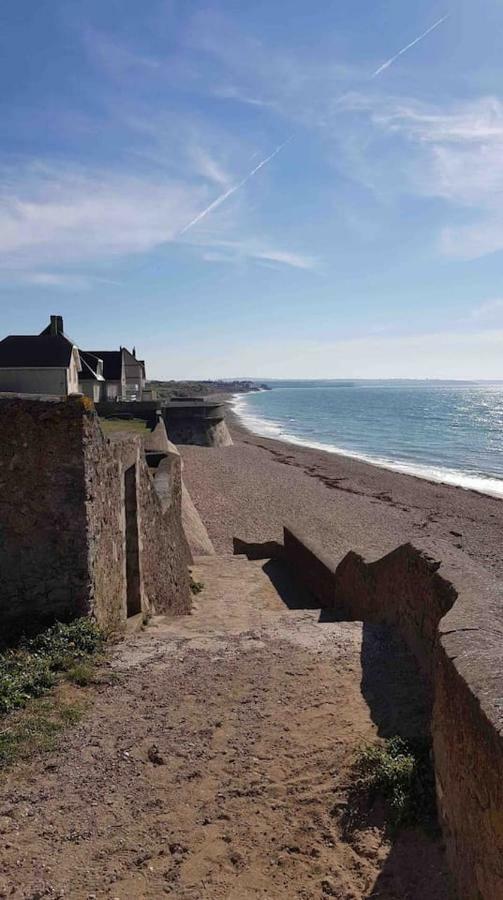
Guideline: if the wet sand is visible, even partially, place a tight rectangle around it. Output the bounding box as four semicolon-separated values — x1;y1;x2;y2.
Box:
180;406;503;581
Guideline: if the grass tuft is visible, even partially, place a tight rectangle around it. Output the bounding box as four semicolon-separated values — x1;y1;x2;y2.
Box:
66;663;95;687
0;619;104;715
0;700;87;766
353;735;436;830
190;577;204;595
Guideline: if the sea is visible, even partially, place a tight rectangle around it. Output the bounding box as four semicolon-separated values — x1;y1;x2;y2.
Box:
232;380;503;498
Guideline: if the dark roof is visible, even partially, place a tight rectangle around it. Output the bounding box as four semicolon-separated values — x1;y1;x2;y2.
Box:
0;335;75;368
85;350;123;380
79;351;104;382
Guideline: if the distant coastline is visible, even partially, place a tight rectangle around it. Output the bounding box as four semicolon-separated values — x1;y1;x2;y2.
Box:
147;379;270;400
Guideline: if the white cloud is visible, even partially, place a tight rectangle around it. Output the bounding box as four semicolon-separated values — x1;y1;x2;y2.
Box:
83;28;162;79
338;94;503;259
211;85;272;108
190;238;318;270
7;272;92;290
0;162;209;268
0;158;318;280
189;146;232;188
0;270;123;290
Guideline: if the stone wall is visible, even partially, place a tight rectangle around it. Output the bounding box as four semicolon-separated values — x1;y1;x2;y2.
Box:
0;397;191;641
0;397;91;639
281;525;503;900
80;409;192;630
136;448;192;616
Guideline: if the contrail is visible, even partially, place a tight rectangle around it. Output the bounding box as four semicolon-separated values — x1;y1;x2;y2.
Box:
371;14;449;78
178;16;447;236
178;137;292;236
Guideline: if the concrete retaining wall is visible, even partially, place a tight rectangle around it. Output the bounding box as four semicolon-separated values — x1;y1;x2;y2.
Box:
282;525;503;900
95;400;233;448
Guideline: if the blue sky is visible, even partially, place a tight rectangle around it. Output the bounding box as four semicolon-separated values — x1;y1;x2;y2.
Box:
1;0;503;378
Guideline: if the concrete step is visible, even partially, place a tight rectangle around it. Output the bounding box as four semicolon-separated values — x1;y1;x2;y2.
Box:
190;554;315;615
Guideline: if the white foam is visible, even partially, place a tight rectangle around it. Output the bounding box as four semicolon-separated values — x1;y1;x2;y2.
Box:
231;393;503;499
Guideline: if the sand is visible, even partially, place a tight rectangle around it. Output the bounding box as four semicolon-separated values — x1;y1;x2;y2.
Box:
180;406;503;581
0;557;450;899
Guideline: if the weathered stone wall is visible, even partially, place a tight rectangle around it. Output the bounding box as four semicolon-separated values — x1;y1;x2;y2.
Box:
0;397;191;641
81;414;131;633
137;449;192;616
82;412;191;629
281;525;503;900
0;397;90;639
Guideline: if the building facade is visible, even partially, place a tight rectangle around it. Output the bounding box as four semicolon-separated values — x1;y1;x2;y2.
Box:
0;315;147;403
0;316;81;397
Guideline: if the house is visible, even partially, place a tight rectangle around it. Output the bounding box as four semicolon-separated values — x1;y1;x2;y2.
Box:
0;315;147;403
123;347;146;400
78;352;105;402
81;347;146;401
0;315;82;397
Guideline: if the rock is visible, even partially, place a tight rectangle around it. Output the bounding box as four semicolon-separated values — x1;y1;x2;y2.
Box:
147;744;165;765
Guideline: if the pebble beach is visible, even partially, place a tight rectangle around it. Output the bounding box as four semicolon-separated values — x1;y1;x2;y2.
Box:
180;405;503;580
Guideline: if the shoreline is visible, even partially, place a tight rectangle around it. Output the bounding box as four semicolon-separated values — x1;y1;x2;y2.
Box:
229;391;503;500
181;399;503;582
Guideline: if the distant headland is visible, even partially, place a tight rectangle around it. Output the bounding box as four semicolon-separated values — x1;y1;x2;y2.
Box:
146;379;271;399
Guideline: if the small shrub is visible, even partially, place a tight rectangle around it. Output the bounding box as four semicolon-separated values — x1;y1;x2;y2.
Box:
0;619;104;716
66;663;94;687
353;736;436;830
22;619;104;667
190;577;204;595
0;653;55;714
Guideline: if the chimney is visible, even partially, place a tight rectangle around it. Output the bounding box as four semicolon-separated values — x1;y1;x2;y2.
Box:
49;315;64;336
132;346;136;358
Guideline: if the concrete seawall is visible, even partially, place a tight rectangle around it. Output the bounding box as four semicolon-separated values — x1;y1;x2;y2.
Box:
278;525;502;900
95;399;233;448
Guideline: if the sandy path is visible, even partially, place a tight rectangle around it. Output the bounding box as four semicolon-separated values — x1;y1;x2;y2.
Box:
0;557;450;899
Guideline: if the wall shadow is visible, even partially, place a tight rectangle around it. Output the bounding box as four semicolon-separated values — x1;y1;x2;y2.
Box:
364;829;453;900
360;621;432;740
342;622;453;899
261;559;320;610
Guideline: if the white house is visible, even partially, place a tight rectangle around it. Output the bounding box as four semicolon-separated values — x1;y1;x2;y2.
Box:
0;315;82;397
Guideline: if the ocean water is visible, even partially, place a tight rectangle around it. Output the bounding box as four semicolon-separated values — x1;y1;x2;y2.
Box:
232;380;503;498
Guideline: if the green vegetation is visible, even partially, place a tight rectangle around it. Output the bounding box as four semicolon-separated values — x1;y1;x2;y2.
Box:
353;736;436;830
0;698;87;767
0;619;104;714
66;662;95;686
99;417;150;435
147;379;268;400
190;577;205;595
0;619;104;768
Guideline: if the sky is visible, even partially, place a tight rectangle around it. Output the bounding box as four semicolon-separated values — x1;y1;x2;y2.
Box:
1;0;503;379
